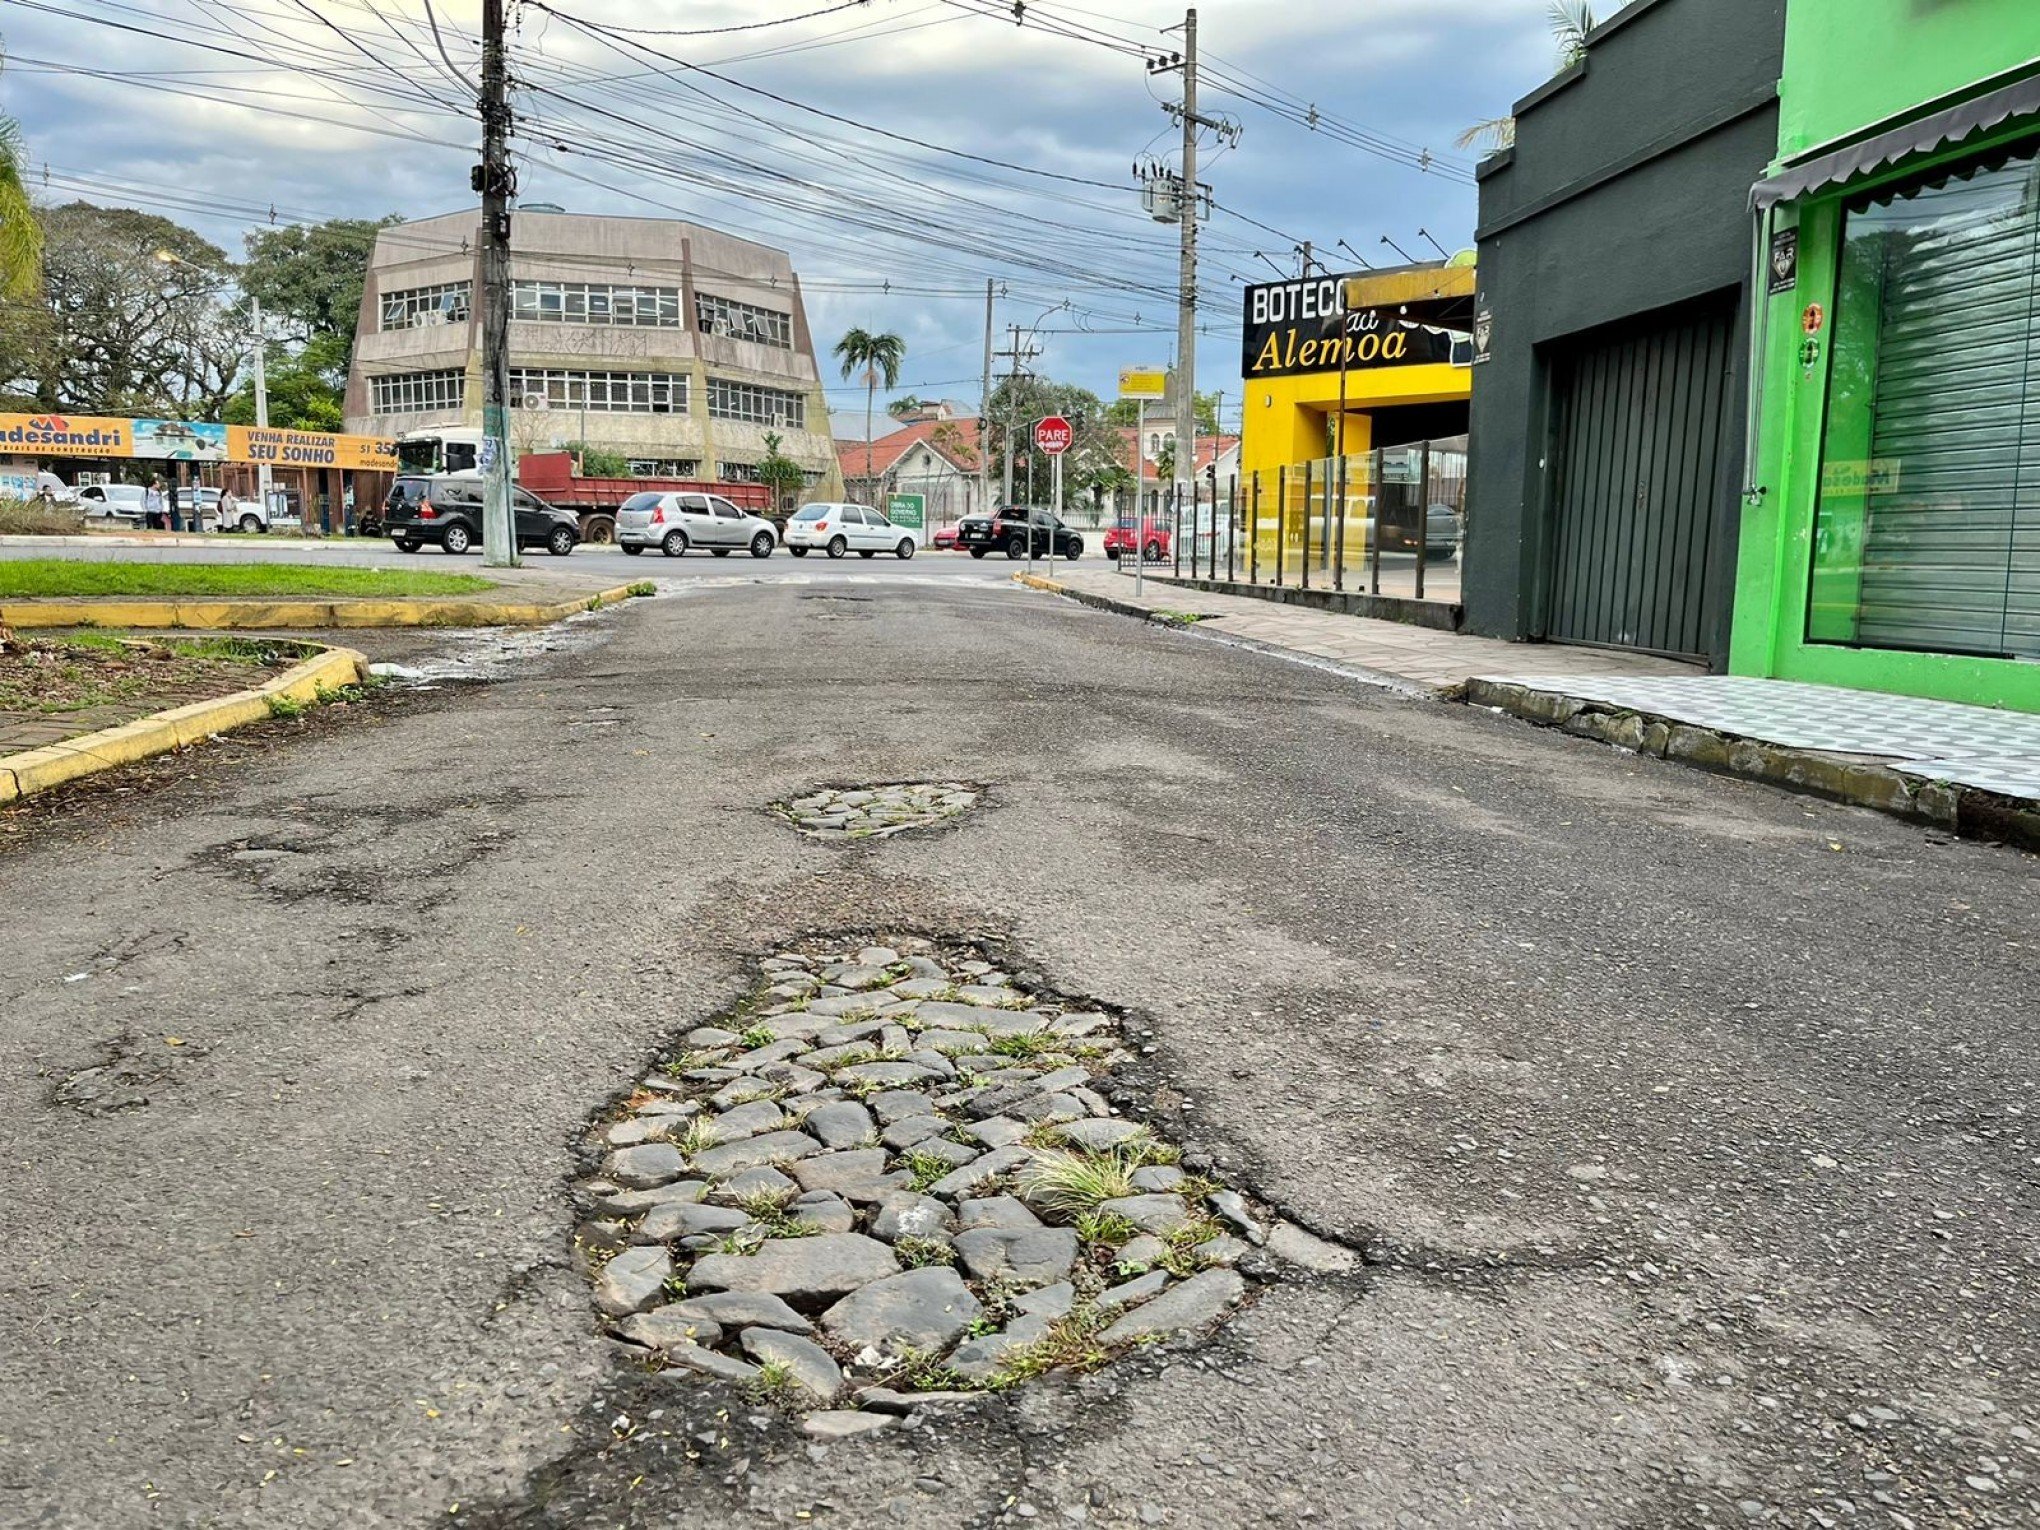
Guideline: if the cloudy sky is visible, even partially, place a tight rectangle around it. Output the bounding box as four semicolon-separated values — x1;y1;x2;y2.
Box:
0;0;1564;432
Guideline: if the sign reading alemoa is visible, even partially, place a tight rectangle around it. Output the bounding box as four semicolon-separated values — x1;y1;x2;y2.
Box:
1118;366;1169;401
1241;274;1466;379
1033;415;1074;456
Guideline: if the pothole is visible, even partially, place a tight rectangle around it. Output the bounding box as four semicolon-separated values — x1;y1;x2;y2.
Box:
773;782;981;840
573;936;1266;1438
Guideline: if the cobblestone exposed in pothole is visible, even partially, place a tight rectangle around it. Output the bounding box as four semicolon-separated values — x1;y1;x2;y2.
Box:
574;937;1261;1439
772;782;978;840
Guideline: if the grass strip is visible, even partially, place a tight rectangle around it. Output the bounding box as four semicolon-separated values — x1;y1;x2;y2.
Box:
0;559;496;601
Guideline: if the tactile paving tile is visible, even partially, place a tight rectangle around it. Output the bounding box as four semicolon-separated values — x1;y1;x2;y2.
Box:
1478;674;2040;802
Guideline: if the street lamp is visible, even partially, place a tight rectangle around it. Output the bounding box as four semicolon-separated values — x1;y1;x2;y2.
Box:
157;248;272;518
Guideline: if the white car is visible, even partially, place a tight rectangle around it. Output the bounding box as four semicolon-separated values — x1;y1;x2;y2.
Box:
77;483;149;523
616;490;777;558
783;501;917;560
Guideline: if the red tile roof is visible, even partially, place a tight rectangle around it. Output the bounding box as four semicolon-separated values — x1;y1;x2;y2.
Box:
835;417;983;479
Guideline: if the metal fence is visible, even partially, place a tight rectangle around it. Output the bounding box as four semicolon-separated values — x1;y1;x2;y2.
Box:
1111;434;1467;604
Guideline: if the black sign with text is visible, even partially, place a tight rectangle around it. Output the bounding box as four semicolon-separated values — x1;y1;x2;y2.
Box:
1242;273;1466;379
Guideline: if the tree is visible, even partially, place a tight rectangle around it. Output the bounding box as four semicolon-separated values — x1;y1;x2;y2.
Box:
833;327;905;489
1458;3;1595;153
887;394;924;420
0;51;40;301
240;216;399;354
568;441;629;477
986;375;1118;510
0;202;239;415
930;418;978;471
756;431;808;513
222;354;343;432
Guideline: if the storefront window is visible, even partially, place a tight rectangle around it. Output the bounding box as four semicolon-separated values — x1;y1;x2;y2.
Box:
1806;141;2040;660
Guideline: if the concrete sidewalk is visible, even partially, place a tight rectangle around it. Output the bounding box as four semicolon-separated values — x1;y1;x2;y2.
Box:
1017;568;2040;846
1019;566;1693;692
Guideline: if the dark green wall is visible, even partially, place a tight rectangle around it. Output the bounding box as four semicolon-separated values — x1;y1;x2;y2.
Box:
1464;0;1784;664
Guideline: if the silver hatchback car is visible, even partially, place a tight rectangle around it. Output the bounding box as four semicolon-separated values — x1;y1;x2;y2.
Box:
617;491;777;558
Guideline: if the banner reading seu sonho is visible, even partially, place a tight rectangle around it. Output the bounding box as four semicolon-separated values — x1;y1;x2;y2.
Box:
0;413;395;471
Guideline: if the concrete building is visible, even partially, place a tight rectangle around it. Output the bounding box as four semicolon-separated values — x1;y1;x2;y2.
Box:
343;209;842;495
1463;0;1784;666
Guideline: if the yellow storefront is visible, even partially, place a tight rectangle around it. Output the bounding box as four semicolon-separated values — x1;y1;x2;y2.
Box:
1237;262;1475;589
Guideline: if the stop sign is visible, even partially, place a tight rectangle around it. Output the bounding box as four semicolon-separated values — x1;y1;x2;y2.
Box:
1033;415;1074;456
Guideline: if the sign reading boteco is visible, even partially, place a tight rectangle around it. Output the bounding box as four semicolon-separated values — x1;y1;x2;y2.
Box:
1241;273;1467;379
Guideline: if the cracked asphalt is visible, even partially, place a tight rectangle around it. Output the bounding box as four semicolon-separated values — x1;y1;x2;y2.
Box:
2;576;2035;1529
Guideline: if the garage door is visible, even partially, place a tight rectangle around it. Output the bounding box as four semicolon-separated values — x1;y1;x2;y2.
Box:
1545;301;1735;660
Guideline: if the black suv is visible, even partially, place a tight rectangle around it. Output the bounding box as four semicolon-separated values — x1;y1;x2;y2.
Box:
957;505;1084;560
384;472;581;556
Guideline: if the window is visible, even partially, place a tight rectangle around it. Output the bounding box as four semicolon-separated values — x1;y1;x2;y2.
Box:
717;461;762;482
711;500;746;519
694;292;794;349
706;378;806;428
626;458;701;478
1806;143;2040;661
370;370;466;414
508;368;688;414
381;281;471;331
509;279;683;327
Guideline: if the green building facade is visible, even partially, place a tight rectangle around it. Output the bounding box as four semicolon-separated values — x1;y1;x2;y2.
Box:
1731;0;2040;710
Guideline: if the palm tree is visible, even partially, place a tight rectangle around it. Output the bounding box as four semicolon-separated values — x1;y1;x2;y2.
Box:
1455;4;1594;155
1549;1;1595;68
0;50;42;300
834;327;904;492
887;394;924;421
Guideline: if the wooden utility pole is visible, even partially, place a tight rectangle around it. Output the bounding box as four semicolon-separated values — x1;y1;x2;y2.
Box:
1174;8;1198;528
477;0;517;565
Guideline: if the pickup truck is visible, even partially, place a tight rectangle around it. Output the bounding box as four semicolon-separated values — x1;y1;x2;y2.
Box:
1103;518;1171;562
956;505;1084;560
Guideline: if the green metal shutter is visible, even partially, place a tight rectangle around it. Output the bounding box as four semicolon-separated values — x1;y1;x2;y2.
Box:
1852;155;2040;659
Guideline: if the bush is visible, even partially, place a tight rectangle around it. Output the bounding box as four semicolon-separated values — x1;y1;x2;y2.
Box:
0;496;87;536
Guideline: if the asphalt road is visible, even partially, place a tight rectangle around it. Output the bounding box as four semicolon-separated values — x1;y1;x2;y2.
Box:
2;581;2034;1529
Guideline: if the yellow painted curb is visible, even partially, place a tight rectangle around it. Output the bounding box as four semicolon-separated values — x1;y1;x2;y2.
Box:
1014;574;1068;594
0;644;368;805
0;583;649;631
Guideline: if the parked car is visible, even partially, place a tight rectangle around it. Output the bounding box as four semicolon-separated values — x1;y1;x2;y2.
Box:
932;523;961;552
783;501;917;560
77;483;149;523
383;471;581;556
615;490;776;558
957;505;1084;560
1375;501;1461;560
1104;518;1171;562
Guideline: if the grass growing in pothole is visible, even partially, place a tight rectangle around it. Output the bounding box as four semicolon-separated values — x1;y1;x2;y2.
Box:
1017;1148;1138;1217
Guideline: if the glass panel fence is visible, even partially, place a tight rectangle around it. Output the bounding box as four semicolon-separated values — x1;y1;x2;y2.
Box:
1113;434;1467;603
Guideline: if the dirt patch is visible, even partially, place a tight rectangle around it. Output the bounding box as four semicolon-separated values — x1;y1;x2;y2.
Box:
0;633;310;750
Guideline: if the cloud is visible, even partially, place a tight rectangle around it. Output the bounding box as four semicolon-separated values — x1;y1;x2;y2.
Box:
1;0;1558;415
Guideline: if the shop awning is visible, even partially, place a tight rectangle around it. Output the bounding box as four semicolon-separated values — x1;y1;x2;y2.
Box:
1751;71;2040;210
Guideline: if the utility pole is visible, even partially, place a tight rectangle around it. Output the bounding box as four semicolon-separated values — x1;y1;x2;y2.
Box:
477;0;517;567
250;294;272;516
1174;8;1198;531
978;278;994;518
994;323;1038;506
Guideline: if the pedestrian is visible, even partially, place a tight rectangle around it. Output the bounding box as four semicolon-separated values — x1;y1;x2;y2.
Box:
142;479;164;531
218;484;237;533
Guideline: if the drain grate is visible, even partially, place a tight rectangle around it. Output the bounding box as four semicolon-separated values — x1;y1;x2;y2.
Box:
774;782;980;840
575;937;1261;1432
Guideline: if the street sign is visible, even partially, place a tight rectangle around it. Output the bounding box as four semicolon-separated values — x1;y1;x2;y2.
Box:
1118;366;1169;401
886;492;925;530
1034;415;1073;456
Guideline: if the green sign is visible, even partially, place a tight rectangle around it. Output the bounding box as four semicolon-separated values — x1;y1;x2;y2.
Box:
887;493;926;530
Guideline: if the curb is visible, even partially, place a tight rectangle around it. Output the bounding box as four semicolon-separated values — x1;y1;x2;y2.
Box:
0;582;650;631
0;645;369;805
1466;677;2040;851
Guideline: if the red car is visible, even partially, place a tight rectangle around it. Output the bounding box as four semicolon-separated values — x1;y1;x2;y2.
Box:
1104;518;1170;562
933;523;962;551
